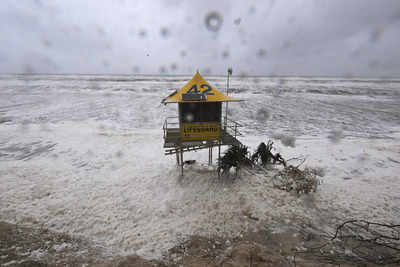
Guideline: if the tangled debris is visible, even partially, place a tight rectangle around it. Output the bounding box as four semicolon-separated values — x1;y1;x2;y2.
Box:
273;166;320;194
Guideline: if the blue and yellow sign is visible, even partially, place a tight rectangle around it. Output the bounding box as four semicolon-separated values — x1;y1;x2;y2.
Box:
181;123;220;141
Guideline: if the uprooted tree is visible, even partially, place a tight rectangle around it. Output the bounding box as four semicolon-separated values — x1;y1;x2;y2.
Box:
217;144;252;177
218;141;286;178
251;140;286;167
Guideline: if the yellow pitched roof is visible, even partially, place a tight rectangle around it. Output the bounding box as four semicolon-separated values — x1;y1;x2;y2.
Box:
162;72;239;104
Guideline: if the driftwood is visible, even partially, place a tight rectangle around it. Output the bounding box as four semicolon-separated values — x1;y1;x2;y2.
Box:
273;165;319;194
294;219;400;266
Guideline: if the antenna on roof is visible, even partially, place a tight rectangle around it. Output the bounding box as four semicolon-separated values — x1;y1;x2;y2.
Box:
225;67;232;129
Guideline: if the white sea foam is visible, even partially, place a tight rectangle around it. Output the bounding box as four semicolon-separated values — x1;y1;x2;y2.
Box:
0;75;399;259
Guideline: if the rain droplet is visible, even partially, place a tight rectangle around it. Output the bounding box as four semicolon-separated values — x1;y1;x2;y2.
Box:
20;120;30;132
368;59;379;69
34;0;43;7
287;16;296;24
369;27;384;43
102;59;110;68
257;48;267;57
249;6;256;14
278;79;287;85
239;71;248;78
273;133;296;147
205;11;223;32
184;113;194;122
105;42;112;50
255;108;270;122
138;29;147;38
343;72;354;79
160;27;169;38
42;39;52;47
203;67;212;75
328;130;344;143
234;18;241;25
170;63;177;71
282;40;293;49
97;26;105;36
22;64;34;74
159;66;167;74
132;66;140;73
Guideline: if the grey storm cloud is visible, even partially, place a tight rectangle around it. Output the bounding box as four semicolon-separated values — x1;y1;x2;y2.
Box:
0;0;399;76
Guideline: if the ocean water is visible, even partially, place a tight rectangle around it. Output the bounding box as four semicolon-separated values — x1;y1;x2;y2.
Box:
1;74;400;258
0;74;399;139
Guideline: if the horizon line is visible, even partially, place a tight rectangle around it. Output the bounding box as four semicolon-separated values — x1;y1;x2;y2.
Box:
0;72;399;79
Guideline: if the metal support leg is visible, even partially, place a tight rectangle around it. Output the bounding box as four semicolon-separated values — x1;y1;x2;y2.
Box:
217;142;221;177
218;142;221;162
208;146;212;166
176;150;180;166
210;145;213;165
180;148;184;176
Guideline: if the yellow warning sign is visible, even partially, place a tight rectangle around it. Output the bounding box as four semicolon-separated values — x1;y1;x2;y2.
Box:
181;123;220;141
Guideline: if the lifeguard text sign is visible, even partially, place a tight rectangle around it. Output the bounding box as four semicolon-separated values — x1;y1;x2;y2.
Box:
181;123;220;141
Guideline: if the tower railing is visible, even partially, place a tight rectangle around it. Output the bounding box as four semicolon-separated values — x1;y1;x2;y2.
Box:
223;117;242;138
163;116;179;140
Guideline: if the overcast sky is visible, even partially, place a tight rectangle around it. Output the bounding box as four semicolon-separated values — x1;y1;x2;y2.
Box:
1;0;399;76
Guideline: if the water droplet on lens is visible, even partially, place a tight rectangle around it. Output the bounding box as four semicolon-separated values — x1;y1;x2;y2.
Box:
132;66;140;73
170;63;177;71
22;64;35;74
222;50;230;58
203;67;212;75
42;39;51;47
138;29;147;38
205;11;223;32
369;27;383;43
159;66;167;74
257;48;267;57
234;18;241;25
160;27;169;38
249;6;256;14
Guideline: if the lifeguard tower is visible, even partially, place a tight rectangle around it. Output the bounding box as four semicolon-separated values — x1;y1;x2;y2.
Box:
162;71;243;175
